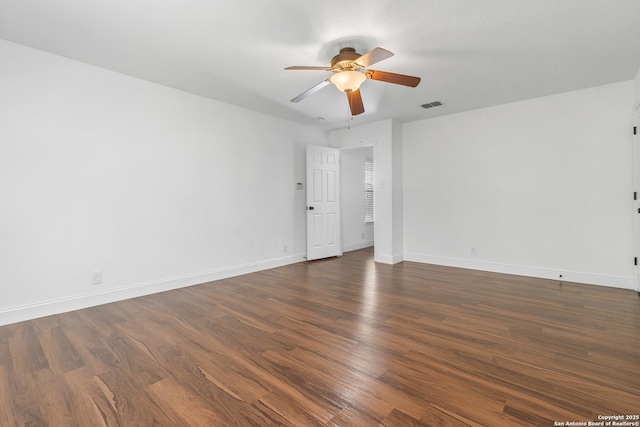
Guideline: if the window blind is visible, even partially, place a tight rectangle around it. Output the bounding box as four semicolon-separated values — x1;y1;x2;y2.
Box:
365;157;374;223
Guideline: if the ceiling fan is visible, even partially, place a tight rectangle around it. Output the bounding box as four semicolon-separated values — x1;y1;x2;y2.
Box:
285;47;421;116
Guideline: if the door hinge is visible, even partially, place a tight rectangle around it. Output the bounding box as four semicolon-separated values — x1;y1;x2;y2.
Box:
635;257;637;266
635;192;637;201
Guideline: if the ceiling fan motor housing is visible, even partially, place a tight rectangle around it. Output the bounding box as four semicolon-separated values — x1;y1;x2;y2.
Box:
330;47;362;71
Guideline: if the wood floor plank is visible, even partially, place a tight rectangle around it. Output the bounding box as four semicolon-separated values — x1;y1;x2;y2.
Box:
379;408;433;427
379;355;515;425
2;368;45;425
39;326;84;373
146;378;226;426
286;348;397;421
0;365;19;427
30;367;78;426
63;327;121;375
8;323;49;374
94;368;177;425
257;387;334;427
420;403;481;427
0;335;10;367
152;341;282;425
65;368;119;427
0;247;638;426
328;406;382;427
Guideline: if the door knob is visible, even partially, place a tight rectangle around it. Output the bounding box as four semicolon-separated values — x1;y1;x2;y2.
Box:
307;206;314;210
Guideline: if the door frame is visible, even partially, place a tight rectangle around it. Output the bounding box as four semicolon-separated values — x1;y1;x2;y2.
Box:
634;101;640;292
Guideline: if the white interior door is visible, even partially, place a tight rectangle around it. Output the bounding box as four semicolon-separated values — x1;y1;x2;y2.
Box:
306;145;342;260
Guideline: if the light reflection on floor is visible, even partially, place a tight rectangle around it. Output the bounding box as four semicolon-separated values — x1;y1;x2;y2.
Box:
356;258;378;338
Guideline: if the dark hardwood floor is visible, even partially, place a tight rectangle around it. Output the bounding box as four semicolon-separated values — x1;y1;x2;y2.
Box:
1;248;639;426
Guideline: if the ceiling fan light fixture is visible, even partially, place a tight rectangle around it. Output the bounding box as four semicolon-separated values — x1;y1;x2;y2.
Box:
330;71;366;93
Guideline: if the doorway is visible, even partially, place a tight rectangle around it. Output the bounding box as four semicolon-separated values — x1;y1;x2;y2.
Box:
340;146;375;253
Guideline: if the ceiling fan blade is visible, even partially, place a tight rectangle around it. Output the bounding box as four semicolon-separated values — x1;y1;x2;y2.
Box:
290;79;331;103
285;66;332;71
354;47;394;68
347;89;365;116
366;70;421;87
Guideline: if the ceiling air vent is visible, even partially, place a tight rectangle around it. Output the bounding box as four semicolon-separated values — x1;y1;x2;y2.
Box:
421;100;443;109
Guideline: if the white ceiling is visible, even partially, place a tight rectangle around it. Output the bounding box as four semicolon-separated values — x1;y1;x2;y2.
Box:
1;0;640;130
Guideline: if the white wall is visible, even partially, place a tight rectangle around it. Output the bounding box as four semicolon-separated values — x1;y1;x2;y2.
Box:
635;67;640;106
340;146;374;252
403;81;635;289
391;120;404;258
0;40;327;325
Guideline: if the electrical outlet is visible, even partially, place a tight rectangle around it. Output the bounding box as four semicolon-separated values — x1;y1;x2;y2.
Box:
91;271;102;285
471;247;478;256
283;244;288;253
361;232;365;239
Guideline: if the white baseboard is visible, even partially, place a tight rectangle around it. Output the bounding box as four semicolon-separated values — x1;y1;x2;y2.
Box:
4;251;633;327
0;253;307;327
403;253;635;290
343;241;374;253
375;253;404;265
